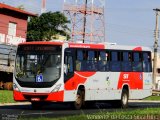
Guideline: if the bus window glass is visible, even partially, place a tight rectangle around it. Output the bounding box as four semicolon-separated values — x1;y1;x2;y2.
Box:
100;51;106;60
77;50;83;60
111;51;118;61
88;51;95;60
87;50;97;71
143;52;152;72
68;56;73;73
15;45;62;88
98;51;109;71
133;52;142;72
110;51;121;72
64;48;74;73
122;52;132;72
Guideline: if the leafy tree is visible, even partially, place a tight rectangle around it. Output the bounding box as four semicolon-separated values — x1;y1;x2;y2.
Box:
27;12;70;41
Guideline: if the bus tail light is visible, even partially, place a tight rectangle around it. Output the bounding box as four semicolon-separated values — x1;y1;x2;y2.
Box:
13;83;20;91
52;84;62;92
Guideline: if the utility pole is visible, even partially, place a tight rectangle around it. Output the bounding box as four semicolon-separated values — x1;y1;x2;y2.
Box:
153;8;160;90
82;0;87;43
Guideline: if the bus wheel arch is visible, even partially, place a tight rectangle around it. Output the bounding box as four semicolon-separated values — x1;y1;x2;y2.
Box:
73;85;85;110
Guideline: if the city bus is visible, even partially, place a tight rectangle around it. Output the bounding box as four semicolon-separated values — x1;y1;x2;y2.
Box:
13;41;152;109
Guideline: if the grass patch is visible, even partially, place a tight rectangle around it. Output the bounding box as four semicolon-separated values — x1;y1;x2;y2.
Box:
0;90;15;103
19;108;160;120
144;95;160;101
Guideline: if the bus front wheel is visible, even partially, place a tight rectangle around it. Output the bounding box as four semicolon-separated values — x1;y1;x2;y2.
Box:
72;90;85;110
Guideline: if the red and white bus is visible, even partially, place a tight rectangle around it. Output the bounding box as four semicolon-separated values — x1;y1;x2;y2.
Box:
13;41;152;109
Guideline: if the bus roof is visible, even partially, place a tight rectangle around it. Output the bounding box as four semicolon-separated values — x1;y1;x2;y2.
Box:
18;41;151;52
18;41;64;46
68;42;151;51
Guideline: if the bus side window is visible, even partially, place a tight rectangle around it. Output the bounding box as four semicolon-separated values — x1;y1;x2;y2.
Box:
88;50;97;71
82;50;88;71
64;49;74;80
132;52;142;72
68;56;73;73
122;52;132;72
143;52;152;72
98;51;108;71
65;55;73;74
76;50;83;71
110;51;121;72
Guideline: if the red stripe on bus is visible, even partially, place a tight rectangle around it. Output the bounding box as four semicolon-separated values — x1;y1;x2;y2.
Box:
117;72;143;89
65;72;96;90
13;90;26;101
46;91;64;102
133;47;142;51
69;43;105;49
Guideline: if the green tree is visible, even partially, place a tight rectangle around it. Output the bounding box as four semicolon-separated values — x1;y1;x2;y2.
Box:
27;12;70;41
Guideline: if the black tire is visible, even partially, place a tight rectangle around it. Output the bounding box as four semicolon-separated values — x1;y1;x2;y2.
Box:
72;90;85;110
120;89;129;108
111;89;128;108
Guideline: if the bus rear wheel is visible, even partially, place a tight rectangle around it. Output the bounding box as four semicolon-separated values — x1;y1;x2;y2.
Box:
73;90;85;110
112;89;128;108
120;89;129;108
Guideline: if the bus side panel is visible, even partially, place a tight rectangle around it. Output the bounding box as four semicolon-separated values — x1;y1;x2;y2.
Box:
130;72;152;99
94;89;122;100
117;72;143;90
129;89;152;99
64;72;122;101
63;72;152;101
64;72;96;101
91;72;121;100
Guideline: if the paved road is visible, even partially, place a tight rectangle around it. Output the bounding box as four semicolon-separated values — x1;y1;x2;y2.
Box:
0;101;160;119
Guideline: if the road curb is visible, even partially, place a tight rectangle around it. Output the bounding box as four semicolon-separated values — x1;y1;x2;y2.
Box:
129;100;160;103
1;100;160;106
0;102;31;106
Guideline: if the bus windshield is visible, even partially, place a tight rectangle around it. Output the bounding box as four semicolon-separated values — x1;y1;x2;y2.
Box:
15;45;62;84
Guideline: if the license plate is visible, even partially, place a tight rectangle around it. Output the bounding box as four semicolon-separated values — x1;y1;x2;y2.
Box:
31;98;40;101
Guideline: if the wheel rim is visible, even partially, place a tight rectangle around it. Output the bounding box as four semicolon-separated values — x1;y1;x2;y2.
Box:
75;94;82;108
76;94;81;104
122;93;128;105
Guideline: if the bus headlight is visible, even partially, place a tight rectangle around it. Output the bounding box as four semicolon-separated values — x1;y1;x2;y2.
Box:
13;83;20;91
52;84;62;92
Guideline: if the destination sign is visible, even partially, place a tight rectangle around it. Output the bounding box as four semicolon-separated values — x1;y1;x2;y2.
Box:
18;45;61;52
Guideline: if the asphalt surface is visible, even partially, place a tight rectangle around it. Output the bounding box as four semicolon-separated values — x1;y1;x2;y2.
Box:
0;101;160;119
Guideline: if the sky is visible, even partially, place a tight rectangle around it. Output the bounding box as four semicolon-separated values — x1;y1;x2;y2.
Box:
1;0;160;48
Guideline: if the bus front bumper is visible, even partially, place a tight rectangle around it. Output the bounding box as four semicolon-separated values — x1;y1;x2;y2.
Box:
13;90;64;102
